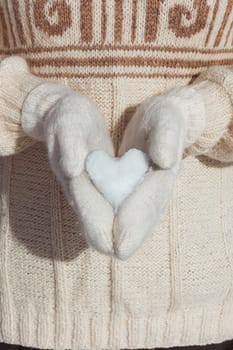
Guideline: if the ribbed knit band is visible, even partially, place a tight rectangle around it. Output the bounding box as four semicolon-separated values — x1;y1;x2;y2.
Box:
0;302;233;350
177;86;206;148
0;56;45;155
186;67;233;160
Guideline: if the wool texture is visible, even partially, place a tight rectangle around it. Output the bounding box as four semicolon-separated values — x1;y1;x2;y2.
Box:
22;73;115;256
0;1;233;349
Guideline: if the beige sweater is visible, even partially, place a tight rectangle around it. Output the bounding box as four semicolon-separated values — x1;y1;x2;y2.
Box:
0;1;233;349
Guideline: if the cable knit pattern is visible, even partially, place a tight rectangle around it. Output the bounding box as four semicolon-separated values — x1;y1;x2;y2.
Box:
0;1;233;349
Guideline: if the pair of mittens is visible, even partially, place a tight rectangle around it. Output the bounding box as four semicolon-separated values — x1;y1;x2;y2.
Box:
5;56;229;260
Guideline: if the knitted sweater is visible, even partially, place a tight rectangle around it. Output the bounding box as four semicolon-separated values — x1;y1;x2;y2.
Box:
0;1;233;349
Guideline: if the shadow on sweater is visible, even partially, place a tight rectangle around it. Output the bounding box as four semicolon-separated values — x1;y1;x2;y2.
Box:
197;155;233;169
9;143;89;262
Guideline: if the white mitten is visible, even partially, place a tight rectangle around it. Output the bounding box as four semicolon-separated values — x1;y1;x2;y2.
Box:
114;86;207;260
21;71;114;256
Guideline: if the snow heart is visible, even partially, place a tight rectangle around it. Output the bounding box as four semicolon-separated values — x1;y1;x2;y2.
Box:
85;149;149;211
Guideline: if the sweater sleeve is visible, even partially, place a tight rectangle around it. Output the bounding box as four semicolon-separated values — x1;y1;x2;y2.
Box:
0;56;45;156
185;65;233;162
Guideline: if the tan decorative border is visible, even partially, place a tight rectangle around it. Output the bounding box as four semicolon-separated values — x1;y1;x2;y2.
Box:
27;56;233;69
0;0;233;50
35;72;193;79
214;0;233;47
0;44;232;55
205;0;220;46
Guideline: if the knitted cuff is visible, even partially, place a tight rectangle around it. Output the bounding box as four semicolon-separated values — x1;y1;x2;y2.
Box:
185;67;233;160
21;82;72;141
0;56;45;156
178;86;206;148
157;86;206;149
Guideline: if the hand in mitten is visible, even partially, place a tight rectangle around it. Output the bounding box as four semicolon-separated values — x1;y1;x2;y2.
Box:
114;64;233;261
0;56;115;255
113;86;207;260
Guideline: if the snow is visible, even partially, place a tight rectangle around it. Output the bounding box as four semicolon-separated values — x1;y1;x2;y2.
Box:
86;148;149;211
